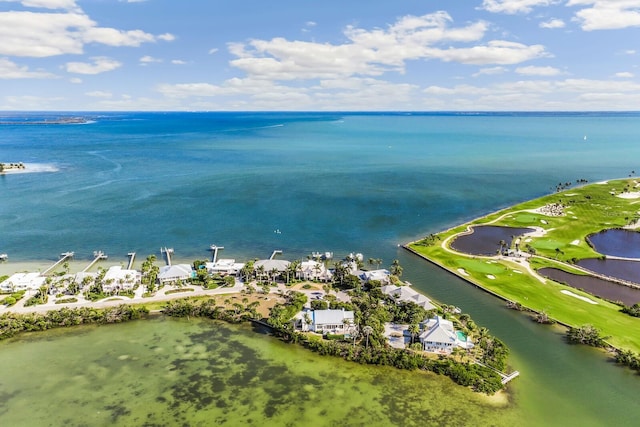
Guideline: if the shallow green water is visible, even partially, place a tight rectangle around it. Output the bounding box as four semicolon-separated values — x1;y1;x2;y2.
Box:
0;317;519;427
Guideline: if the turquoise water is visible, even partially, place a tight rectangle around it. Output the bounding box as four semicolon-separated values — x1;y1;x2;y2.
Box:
3;112;640;425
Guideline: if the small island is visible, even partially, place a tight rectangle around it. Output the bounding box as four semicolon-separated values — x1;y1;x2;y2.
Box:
406;177;640;372
0;162;26;174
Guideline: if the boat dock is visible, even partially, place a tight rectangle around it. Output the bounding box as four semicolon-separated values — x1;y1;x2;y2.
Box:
210;245;224;263
474;359;520;385
127;252;136;270
42;251;74;275
269;250;282;260
82;251;108;272
161;247;174;265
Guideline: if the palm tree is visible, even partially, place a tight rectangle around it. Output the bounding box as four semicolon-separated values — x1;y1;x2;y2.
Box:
408;323;420;345
390;259;403;277
362;325;373;349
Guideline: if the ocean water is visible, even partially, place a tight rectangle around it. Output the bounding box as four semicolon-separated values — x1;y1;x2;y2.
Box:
3;112;640;426
2;111;639;263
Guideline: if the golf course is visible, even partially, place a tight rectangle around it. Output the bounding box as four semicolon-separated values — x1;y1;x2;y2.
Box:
407;178;640;354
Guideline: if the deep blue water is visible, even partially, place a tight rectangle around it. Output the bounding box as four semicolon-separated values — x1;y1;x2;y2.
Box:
3;111;639;264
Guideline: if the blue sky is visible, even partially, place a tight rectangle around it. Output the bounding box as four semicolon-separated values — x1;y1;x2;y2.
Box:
0;0;639;111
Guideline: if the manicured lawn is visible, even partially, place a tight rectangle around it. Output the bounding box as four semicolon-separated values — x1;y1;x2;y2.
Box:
409;178;640;354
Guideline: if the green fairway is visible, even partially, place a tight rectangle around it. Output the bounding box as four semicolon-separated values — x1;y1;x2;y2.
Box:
409;178;640;354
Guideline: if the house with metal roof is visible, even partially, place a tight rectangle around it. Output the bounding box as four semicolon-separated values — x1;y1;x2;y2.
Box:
419;316;474;354
0;272;46;292
158;264;194;284
380;284;437;311
294;308;356;334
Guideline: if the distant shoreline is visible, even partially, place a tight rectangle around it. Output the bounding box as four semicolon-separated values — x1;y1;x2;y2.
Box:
0;117;90;125
0;163;59;175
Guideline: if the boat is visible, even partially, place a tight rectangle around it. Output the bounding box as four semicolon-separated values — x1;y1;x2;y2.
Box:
0;253;7;261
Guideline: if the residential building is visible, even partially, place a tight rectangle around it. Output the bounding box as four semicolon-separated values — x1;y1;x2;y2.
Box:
419;316;474;354
294;308;356;334
158;264;194;284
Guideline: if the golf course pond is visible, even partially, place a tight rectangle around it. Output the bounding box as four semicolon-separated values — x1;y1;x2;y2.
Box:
587;228;640;259
450;225;535;256
538;267;640;306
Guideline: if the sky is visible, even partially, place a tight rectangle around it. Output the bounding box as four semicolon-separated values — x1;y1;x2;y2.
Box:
0;0;639;111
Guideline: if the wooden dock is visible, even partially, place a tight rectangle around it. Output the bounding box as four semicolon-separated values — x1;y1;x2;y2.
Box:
161;247;174;266
42;251;74;275
210;245;224;263
82;251;108;272
127;252;136;270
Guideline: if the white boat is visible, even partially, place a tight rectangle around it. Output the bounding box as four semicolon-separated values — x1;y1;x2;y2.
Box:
0;253;7;261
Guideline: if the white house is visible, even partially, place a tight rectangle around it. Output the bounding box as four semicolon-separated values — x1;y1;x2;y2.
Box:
102;266;139;292
294;308;356;334
0;272;46;292
158;264;194;284
419;316;474;354
205;259;245;277
380;284;437;311
359;269;391;284
298;260;332;282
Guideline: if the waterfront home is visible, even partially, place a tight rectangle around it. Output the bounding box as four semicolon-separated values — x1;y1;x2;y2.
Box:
0;272;46;292
380;284;437;311
294;308;356;334
205;259;245;277
359;269;391;285
297;260;332;282
102;266;139;292
158;264;195;284
253;259;291;281
419;316;474;354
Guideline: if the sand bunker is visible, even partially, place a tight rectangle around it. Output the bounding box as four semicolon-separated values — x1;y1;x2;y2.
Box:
561;290;597;304
617;192;640;199
570;239;580;245
486;274;496;279
512;270;523;274
457;268;469;277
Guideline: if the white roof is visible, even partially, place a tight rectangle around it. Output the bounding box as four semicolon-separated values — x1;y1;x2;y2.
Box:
0;272;46;290
420;316;457;345
103;266;138;282
313;309;354;325
158;264;193;281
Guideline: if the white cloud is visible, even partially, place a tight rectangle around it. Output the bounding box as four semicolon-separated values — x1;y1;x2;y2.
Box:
540;18;566;28
0;57;56;78
473;66;508;77
140;55;162;64
69;77;82;83
0;6;171;58
481;0;558;14
208;48;219;54
171;59;187;65
158;33;175;41
423;78;640;110
624;49;637;54
85;90;112;98
1;94;64;110
568;0;640;30
227;12;547;81
0;0;79;10
516;65;562;75
614;71;634;78
64;56;122;74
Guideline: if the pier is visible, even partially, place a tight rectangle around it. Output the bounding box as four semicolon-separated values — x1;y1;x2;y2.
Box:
42;251;74;275
161;247;174;266
269;250;282;260
127;252;136;270
82;251;108;272
474;359;520;385
209;245;224;263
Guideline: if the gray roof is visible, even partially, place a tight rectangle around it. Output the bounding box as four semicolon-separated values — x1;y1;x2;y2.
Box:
254;259;291;272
